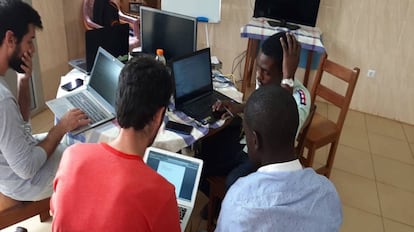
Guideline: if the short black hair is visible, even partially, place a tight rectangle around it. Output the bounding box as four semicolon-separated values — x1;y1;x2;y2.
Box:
116;56;173;130
244;84;299;149
260;31;288;72
0;0;42;44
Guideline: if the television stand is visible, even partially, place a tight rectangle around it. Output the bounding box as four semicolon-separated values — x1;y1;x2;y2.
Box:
267;20;300;30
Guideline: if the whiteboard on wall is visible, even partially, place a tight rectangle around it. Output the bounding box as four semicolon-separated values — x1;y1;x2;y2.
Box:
161;0;221;23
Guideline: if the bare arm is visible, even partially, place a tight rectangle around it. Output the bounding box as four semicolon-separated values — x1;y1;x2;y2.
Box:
38;109;90;158
280;33;301;94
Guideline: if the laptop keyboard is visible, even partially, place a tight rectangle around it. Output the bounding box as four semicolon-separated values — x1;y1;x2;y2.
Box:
184;96;216;118
178;206;187;222
67;93;107;124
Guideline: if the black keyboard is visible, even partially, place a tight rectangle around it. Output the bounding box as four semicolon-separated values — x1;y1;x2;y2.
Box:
184;96;216;118
67;93;107;124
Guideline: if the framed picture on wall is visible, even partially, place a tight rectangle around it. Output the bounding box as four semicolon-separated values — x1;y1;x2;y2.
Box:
129;2;142;14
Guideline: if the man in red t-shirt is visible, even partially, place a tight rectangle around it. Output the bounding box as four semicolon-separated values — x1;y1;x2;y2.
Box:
51;56;180;231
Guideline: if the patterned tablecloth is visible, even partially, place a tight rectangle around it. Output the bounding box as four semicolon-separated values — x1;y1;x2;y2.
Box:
57;69;243;152
240;18;325;53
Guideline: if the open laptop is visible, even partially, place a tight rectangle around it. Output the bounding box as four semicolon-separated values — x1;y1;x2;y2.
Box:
143;147;203;232
47;47;124;135
69;23;129;74
171;48;234;125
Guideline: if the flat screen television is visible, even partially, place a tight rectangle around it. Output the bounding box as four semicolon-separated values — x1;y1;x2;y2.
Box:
253;0;321;30
140;6;197;62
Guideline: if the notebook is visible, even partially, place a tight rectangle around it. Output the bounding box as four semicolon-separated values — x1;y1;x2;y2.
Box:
47;47;124;135
171;48;234;125
143;147;203;232
69;23;129;74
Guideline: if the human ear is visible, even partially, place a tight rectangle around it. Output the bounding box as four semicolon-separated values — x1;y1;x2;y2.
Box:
5;31;16;47
252;130;261;151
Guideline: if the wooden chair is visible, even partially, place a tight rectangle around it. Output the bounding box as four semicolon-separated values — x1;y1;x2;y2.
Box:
299;53;360;178
0;193;51;229
206;104;317;232
82;0;140;50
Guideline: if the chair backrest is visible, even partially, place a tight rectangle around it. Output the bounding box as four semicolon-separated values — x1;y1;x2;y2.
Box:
83;0;103;30
296;104;317;158
310;53;360;131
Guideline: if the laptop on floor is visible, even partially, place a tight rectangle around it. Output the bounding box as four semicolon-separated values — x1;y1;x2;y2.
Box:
69;23;129;74
143;147;203;232
47;47;124;135
171;48;234;125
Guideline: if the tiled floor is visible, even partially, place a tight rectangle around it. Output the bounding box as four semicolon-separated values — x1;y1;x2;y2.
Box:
3;102;414;232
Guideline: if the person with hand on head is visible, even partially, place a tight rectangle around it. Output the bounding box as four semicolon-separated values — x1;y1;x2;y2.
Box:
51;56;181;231
215;85;342;232
198;32;311;197
0;0;89;202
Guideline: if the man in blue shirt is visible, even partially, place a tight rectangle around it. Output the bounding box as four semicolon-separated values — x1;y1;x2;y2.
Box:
215;85;342;232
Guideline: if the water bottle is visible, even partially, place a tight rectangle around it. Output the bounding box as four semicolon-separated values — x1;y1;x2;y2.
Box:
155;49;166;65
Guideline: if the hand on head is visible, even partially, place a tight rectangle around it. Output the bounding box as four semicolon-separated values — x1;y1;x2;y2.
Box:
57;109;90;132
280;33;301;79
17;50;33;81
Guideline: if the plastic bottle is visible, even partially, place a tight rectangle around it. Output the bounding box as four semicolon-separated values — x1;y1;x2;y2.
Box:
155;49;166;65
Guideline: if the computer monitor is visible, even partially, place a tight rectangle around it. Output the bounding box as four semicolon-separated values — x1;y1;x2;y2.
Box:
140;6;197;62
253;0;321;30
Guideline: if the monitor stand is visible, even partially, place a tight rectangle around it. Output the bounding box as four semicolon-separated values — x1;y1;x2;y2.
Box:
267;19;300;30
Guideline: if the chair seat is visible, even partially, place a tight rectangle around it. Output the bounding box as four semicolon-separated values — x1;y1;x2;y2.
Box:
0;193;51;229
305;113;339;148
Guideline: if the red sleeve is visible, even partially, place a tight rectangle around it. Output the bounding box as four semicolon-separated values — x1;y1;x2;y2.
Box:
152;193;181;232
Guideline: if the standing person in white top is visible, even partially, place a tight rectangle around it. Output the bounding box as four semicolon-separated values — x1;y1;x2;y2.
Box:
215;85;342;232
0;0;89;201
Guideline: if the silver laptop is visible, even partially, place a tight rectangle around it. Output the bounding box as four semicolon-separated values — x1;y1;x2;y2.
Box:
47;47;124;135
143;147;203;232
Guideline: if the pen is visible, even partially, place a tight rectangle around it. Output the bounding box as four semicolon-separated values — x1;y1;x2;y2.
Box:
223;106;234;118
216;99;234;117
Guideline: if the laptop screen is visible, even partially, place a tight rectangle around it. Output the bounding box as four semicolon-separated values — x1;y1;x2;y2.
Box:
172;48;213;106
145;149;200;202
89;47;124;107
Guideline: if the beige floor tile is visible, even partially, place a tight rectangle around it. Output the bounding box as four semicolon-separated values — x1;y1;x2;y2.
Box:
333;144;375;179
366;114;406;140
377;183;414;227
383;219;414;232
330;169;381;215
315;100;328;117
403;124;414;144
340;125;370;152
2;215;52;232
373;155;414;193
344;110;367;130
305;145;328;168
31;109;54;134
368;133;414;165
326;106;367;130
327;103;340;122
340;205;384;232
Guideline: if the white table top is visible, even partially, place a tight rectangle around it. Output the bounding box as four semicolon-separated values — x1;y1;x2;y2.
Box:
57;69;243;152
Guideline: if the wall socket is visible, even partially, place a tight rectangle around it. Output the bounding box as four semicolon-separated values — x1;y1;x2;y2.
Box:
367;69;376;78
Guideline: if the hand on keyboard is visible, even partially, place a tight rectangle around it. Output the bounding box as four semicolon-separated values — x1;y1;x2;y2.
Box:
57;108;91;132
